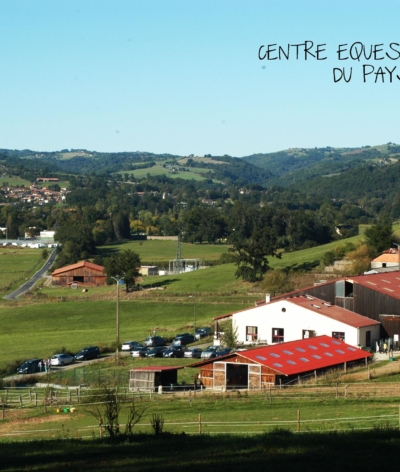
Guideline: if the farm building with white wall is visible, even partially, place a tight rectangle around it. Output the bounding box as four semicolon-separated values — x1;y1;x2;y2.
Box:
214;295;380;349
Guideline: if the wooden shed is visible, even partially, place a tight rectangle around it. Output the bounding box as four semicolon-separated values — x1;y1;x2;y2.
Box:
129;366;183;392
190;336;371;390
52;261;107;287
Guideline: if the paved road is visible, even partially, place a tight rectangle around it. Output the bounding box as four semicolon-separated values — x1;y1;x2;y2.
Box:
3;249;57;300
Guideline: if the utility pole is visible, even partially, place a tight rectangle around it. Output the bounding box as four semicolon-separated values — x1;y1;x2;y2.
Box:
111;276;124;361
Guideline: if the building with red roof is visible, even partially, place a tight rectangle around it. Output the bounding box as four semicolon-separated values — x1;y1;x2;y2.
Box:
52;260;107;287
269;271;400;340
191;335;371;389
214;295;380;348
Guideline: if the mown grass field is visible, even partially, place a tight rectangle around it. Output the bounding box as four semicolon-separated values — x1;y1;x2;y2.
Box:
0;299;247;374
98;239;229;264
0;248;45;294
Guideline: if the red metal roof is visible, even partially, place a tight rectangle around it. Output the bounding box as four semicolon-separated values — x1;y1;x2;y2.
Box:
214;295;379;328
287;296;380;328
52;260;105;276
349;272;400;300
130;366;184;372
237;335;371;376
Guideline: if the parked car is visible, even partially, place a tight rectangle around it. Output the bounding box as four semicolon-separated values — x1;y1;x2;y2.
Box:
131;346;148;358
163;345;187;358
194;327;212;340
121;341;143;351
74;346;100;361
50;353;75;366
146;346;168;358
17;359;41;374
144;336;167;347
215;347;233;357
200;345;219;359
172;333;195;346
183;347;203;359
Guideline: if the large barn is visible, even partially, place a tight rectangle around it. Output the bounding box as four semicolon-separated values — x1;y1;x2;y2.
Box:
191;335;371;389
270;271;400;340
52;261;107;287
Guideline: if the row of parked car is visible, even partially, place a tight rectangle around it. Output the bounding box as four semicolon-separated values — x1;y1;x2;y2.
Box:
123;341;232;360
17;346;101;374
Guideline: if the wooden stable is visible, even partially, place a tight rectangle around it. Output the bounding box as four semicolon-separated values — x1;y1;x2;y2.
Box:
191;336;371;390
52;261;107;287
196;354;280;389
129;366;183;392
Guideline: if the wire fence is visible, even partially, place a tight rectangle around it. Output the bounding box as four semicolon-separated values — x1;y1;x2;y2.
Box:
1;410;400;439
2;381;400;414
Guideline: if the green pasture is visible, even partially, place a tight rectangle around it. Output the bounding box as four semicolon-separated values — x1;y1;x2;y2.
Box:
121;165;210;181
0;299;245;373
0;176;32;187
0;249;44;294
1;388;400;440
1;429;400;471
98;239;229;264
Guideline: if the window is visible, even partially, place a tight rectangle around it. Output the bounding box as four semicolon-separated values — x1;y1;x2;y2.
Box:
332;332;345;341
246;326;258;342
303;329;315;339
272;328;284;343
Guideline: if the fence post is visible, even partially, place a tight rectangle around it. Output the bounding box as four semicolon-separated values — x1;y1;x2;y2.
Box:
297;410;301;433
198;413;202;434
19;396;22;408
1;399;4;419
336;383;338;400
35;392;37;407
269;385;272;405
344;385;347;399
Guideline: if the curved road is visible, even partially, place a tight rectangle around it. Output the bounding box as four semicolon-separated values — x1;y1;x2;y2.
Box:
3;249;57;300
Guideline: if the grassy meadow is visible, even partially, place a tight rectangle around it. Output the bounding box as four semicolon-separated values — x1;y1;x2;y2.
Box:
0;248;45;294
120;165;210;181
2;429;400;471
0;299;246;373
98;239;229;265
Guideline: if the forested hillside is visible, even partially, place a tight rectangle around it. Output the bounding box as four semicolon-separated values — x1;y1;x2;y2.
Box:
1;143;399;280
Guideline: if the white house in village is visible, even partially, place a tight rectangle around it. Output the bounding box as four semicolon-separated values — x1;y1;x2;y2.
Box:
214;294;380;348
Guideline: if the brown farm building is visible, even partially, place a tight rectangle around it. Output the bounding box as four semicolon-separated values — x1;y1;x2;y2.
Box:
52;261;107;287
191;336;371;390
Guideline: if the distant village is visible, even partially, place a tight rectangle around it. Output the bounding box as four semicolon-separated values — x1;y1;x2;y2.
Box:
0;178;70;206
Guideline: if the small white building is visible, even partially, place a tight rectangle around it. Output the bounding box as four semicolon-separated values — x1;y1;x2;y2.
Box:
215;295;380;348
371;249;399;270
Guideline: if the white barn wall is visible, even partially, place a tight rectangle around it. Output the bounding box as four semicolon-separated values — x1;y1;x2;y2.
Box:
232;300;379;347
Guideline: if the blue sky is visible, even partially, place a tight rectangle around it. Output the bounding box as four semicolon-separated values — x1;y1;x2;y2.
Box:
1;1;399;157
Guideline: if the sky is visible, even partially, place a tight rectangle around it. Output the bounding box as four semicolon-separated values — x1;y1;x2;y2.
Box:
1;1;400;157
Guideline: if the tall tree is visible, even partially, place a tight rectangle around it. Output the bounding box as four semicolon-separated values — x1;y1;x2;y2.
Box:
364;222;395;255
103;249;141;292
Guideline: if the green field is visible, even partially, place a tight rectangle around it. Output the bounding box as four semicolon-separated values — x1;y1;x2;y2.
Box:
0;299;246;373
1;428;400;471
0;248;45;294
120;165;211;181
0;176;32;187
98;239;229;264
